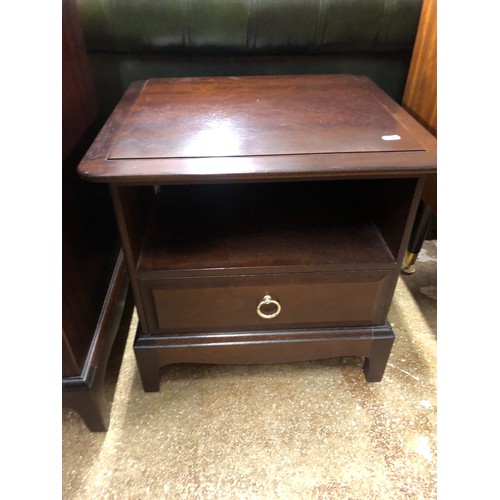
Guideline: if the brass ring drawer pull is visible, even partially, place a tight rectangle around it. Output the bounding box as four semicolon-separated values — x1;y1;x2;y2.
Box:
256;295;281;319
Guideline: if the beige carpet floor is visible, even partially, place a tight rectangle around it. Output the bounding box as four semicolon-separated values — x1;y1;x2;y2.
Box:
62;242;437;499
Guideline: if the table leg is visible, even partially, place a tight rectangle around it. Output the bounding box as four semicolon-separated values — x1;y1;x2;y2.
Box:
134;324;161;392
402;200;434;274
363;326;395;382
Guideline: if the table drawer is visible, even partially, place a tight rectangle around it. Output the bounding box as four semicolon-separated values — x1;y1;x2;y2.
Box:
141;270;393;334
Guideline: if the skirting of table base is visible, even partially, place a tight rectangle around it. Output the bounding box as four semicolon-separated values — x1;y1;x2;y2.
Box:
133;323;395;392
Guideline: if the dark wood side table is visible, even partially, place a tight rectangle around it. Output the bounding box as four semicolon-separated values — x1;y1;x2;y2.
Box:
78;75;436;392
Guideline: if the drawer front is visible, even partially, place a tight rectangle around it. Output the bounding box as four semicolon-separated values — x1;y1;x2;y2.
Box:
141;271;393;334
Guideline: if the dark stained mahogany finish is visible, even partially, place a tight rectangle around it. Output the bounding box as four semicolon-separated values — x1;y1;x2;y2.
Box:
136;181;401;273
78;75;436;184
63;255;133;431
134;323;395;392
62;0;133;429
78;74;436;391
108;76;424;159
142;270;392;333
62;0;98;161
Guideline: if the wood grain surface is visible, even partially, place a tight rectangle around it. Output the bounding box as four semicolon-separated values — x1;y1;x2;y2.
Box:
108;76;423;159
402;0;437;213
403;0;437;136
76;73;434;389
62;0;98;161
143;270;392;333
79;75;437;183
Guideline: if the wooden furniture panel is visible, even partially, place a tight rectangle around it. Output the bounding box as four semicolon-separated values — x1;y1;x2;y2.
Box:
62;0;132;431
403;0;437;136
79;75;437;184
108;76;424;159
403;0;437;214
62;0;98;161
142;270;392;333
400;0;437;272
134;324;396;392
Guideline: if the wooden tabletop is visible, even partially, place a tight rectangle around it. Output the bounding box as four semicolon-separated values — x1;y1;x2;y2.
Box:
79;74;437;184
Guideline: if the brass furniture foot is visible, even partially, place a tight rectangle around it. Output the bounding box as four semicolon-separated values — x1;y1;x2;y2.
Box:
402;250;418;274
